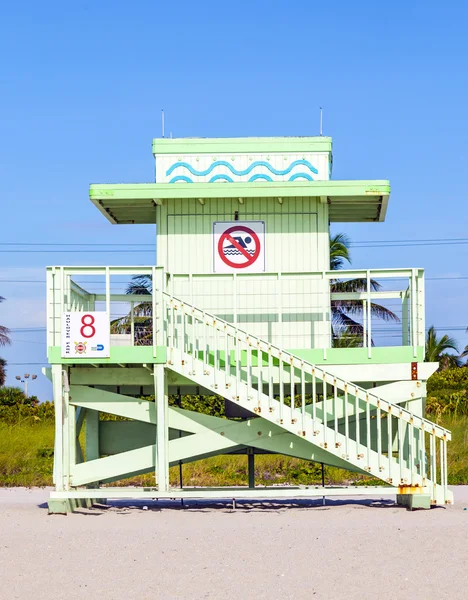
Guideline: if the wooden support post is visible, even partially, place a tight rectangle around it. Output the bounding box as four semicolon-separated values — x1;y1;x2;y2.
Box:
178;388;183;489
155;365;169;491
52;365;64;491
248;449;255;489
86;410;100;462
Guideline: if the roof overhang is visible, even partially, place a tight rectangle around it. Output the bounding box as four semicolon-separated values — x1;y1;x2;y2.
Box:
89;180;390;225
152;136;333;155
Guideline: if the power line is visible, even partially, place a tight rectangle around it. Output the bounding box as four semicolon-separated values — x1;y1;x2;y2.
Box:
2;276;468;285
0;243;153;246
1;237;468;248
0;250;154;253
6;363;48;366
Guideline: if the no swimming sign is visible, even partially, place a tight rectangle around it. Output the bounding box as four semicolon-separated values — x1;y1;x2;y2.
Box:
213;221;265;273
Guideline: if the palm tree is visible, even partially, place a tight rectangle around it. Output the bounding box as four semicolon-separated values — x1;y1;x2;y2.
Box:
330;233;399;343
425;326;462;370
110;277;153;344
0;296;11;348
0;358;6;387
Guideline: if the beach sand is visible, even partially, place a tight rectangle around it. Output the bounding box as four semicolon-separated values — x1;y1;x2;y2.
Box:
0;487;467;600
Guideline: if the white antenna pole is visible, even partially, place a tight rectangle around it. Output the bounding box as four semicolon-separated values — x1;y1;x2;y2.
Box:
319;107;323;136
161;109;165;138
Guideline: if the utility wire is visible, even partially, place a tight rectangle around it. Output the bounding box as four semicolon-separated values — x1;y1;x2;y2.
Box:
1;237;468;248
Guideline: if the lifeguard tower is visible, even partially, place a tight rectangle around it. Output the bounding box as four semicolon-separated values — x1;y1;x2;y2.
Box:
45;136;452;512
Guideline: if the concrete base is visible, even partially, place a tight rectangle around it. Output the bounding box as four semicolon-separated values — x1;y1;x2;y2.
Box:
48;497;95;515
396;493;431;510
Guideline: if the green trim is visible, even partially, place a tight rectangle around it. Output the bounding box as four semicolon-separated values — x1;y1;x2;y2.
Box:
185;346;424;368
90;179;390;201
89;179;390;224
48;345;421;367
290;346;425;364
47;346;167;364
152;136;333;155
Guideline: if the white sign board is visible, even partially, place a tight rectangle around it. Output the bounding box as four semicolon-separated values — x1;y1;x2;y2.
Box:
213;221;265;273
61;312;110;358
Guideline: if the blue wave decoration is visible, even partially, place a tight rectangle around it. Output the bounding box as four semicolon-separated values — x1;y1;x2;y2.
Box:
169;175;193;183
209;174;234;182
288;173;314;181
169;171;315;184
248;174;273;182
166;159;318;177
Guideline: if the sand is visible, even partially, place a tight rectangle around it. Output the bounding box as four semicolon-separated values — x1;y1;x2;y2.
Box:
0;487;467;600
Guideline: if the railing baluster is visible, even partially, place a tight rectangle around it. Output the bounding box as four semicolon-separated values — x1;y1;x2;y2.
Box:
323;376;327;446
191;308;196;374
170;300;176;364
224;324;229;388
290;360;295;423
247;341;252;400
333;380;338;444
409;422;414;485
257;344;263;410
312;369;317;431
268;348;273;413
344;385;349;458
420;426;425;482
439;438;445;502
202;311;207;372
366;394;371;469
301;365;306;433
443;439;448;503
377;403;382;473
398;415;404;484
213;323;218;389
235;328;240;401
279;353;284;423
387;409;393;483
355;387;360;457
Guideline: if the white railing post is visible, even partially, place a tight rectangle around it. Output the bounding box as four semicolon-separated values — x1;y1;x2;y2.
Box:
411;269;417;357
402;289;409;346
362;299;367;348
366;270;371;358
277;272;282;347
418;270;425;352
152;266;164;357
233;274;238;325
322;271;327;361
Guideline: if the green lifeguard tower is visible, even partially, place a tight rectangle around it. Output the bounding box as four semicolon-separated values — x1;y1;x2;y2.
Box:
45;135;452;512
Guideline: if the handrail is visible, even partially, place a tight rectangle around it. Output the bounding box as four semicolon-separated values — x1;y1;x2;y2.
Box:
163;292;449;441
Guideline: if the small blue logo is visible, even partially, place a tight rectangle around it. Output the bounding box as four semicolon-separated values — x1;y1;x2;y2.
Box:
96;344;104;351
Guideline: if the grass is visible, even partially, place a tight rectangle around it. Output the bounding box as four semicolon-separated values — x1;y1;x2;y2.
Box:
0;421;55;486
1;415;467;487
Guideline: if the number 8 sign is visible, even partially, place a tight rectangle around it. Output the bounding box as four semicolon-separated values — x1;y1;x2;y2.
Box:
62;311;110;358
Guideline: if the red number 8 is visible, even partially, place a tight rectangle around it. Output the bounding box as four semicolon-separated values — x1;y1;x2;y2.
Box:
80;314;96;338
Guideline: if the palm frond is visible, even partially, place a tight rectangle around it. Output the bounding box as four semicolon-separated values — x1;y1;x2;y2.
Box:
0;325;11;347
331;299;399;322
126;275;152;295
0;296;11;347
329;233;351;271
331;308;365;337
331;278;382;293
0;357;6;387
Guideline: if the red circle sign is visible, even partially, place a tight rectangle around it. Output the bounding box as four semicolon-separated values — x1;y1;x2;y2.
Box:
218;225;261;269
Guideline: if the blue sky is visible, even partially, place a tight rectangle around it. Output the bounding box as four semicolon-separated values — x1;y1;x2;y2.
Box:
1;1;467;400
